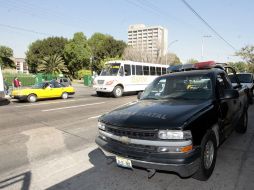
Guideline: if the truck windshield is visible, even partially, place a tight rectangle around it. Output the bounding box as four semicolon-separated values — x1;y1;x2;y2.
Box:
141;74;213;100
100;63;121;76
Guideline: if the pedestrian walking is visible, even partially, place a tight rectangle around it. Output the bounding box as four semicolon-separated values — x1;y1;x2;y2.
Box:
13;77;21;89
3;79;9;95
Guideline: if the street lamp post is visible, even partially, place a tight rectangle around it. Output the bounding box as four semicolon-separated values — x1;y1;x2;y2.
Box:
201;35;211;60
166;40;178;65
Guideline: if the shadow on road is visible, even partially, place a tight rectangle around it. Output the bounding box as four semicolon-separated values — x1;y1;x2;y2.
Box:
0;171;31;190
0;99;10;106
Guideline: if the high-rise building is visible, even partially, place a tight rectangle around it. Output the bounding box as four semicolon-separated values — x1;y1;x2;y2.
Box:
127;24;168;62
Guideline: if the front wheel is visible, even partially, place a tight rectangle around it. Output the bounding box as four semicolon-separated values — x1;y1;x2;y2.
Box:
61;92;68;99
192;131;217;181
112;86;123;98
27;94;37;103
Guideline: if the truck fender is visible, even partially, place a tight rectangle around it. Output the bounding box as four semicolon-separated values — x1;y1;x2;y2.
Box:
212;124;220;147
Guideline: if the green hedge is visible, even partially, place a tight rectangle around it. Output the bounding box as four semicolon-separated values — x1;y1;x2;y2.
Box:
3;73;36;87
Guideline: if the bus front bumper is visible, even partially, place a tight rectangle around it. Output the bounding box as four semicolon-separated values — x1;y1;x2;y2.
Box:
93;85;114;93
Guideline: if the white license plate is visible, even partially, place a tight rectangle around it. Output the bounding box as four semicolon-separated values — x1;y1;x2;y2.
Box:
116;156;132;168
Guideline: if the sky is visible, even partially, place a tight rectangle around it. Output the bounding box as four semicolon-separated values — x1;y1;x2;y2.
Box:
0;0;253;63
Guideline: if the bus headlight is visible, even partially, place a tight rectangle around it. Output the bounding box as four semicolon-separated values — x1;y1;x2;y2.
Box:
98;122;106;131
158;130;192;140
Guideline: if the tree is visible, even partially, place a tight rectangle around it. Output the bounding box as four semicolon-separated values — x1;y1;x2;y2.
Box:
236;45;254;64
227;62;247;73
186;58;199;64
26;37;68;73
64;32;91;78
0;45;15;69
162;53;181;65
123;46;153;62
88;33;126;71
38;54;68;75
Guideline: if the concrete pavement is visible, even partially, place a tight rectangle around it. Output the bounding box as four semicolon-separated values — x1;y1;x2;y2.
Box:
0;85;253;190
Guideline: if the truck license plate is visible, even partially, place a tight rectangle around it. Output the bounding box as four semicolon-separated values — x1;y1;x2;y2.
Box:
116;156;132;168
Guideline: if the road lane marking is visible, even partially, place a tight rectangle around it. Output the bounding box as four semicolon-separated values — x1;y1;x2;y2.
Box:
87;115;102;119
41;102;105;112
15;99;78;108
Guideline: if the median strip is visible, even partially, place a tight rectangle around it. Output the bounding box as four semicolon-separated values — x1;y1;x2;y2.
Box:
41;102;105;112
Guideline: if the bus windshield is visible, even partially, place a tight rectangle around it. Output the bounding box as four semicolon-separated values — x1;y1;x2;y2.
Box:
100;63;121;76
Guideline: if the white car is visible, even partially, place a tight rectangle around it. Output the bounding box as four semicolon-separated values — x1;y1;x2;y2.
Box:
229;73;254;104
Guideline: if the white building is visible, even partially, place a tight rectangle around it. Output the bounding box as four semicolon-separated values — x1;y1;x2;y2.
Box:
128;24;168;62
14;58;29;74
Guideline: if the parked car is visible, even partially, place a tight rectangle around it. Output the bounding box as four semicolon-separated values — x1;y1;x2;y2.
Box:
95;61;249;181
11;80;75;103
229;73;254;104
58;77;72;87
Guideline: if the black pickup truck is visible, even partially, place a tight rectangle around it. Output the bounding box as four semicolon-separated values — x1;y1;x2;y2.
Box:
95;62;249;181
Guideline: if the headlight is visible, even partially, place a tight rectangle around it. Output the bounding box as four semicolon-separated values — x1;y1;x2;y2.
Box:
98;122;106;131
158;130;192;140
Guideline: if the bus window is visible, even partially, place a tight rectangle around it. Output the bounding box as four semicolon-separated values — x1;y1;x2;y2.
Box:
156;67;162;75
136;65;143;75
150;67;156;75
143;66;149;75
132;65;136;75
124;64;131;76
162;68;166;75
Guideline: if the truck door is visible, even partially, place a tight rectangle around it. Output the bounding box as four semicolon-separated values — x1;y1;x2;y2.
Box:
217;73;238;138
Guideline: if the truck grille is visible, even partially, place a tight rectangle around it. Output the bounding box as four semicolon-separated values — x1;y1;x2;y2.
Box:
106;125;158;140
97;80;104;85
109;138;157;153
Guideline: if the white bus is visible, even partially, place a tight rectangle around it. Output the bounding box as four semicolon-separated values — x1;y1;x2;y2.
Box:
0;66;5;99
93;60;168;97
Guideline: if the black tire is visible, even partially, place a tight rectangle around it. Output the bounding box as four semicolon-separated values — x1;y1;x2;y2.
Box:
27;94;37;103
235;110;248;133
112;86;123;98
192;131;217;181
96;91;104;97
61;92;68;99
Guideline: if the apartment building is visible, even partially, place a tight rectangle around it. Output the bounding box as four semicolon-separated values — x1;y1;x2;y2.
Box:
128;24;168;62
14;58;29;73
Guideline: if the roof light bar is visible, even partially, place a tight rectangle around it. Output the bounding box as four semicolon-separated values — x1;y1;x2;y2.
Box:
194;61;216;69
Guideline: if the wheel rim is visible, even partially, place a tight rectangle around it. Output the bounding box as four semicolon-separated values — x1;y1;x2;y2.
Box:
115;87;122;97
29;95;36;102
204;140;214;169
62;93;68;99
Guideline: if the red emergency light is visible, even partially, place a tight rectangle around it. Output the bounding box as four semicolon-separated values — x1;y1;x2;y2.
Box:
194;61;216;69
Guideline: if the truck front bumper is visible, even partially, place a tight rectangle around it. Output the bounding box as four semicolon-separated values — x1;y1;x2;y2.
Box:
95;136;201;178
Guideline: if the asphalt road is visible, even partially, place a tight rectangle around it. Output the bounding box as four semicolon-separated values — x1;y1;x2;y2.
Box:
0;84;253;190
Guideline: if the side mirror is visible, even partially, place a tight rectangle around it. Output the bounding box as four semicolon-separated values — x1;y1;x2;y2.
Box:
221;89;239;100
137;91;143;99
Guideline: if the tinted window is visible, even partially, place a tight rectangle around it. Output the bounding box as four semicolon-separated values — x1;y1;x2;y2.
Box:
124;64;131;76
150;67;156;75
136;65;143;75
132;65;136;75
162;68;167;75
143;66;149;75
156;67;162;75
237;74;252;83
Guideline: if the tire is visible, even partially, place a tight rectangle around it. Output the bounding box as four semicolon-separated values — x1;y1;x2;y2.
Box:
112;86;123;98
27;94;37;103
235;110;248;133
192;131;217;181
61;92;68;99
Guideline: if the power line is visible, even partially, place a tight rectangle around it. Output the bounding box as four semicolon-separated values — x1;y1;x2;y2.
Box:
0;23;54;36
181;0;237;51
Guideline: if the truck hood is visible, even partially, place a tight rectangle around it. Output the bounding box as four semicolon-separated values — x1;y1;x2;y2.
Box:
100;99;214;130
